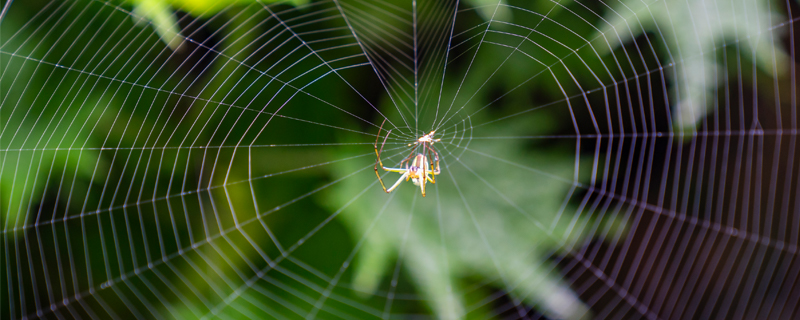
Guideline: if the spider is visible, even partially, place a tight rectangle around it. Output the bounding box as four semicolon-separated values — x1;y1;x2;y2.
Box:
374;120;441;197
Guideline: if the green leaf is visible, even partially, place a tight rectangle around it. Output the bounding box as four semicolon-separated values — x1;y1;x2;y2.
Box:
464;0;512;22
128;0;310;50
597;0;789;131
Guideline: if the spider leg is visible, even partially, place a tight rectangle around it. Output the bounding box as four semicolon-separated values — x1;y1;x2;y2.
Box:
374;119;387;148
425;153;436;185
374;167;389;192
420;175;426;197
399;145;417;169
425;143;441;176
425;153;437;184
425;152;437;185
374;119;393;171
374;146;392;191
386;172;408;193
374;119;405;191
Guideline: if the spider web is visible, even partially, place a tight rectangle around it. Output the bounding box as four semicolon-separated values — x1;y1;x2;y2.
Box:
2;0;800;319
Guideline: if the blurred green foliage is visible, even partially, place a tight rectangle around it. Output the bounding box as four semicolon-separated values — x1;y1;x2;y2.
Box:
131;0;308;49
598;0;789;131
1;0;634;319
